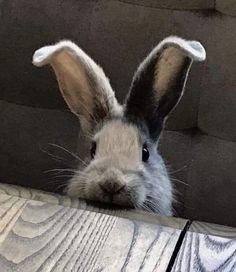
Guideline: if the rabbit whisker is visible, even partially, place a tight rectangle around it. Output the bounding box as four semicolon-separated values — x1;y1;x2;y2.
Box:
40;148;69;164
171;178;189;187
44;168;77;174
49;143;88;166
168;164;188;174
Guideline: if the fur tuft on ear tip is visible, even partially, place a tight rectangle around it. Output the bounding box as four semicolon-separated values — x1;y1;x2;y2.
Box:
32;40;77;67
157;36;206;62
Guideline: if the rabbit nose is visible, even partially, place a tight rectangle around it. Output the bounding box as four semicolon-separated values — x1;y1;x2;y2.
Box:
99;179;125;195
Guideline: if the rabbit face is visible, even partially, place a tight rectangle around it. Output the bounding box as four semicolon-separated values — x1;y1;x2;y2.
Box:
66;119;172;214
33;36;206;216
68;119;145;208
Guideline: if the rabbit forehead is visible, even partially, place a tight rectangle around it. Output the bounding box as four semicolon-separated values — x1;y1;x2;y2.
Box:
94;119;143;158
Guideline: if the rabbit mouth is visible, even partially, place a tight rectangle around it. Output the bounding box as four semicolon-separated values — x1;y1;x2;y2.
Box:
80;198;135;212
86;192;135;209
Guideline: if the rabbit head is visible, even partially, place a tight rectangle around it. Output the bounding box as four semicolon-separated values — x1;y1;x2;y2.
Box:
33;36;206;215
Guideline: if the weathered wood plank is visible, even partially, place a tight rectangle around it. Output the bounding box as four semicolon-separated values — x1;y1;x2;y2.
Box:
1;184;236;271
0;182;187;230
95;220;180;272
0;194;27;245
190;221;236;239
0;182;84;209
0;194;183;272
172;222;236;271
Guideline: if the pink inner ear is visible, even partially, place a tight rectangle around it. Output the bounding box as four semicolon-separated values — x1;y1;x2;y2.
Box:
50;49;93;114
154;46;187;98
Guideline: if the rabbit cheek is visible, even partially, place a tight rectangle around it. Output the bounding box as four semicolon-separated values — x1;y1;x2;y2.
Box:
66;177;87;199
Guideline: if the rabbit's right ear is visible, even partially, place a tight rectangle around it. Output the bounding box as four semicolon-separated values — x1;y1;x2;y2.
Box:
33;41;121;133
124;36;206;142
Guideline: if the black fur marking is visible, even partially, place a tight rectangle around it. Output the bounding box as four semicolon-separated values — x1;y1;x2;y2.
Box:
124;49;192;141
125;53;160;139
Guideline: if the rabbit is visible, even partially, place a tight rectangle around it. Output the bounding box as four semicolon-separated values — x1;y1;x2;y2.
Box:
33;36;206;216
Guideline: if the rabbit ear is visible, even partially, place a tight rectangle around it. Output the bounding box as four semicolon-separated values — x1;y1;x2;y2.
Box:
33;40;121;133
124;36;206;141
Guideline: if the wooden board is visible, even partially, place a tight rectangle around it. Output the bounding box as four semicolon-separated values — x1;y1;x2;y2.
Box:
190;220;236;239
0;182;187;230
0;193;185;272
172;222;236;271
1;183;236;271
0;194;27;244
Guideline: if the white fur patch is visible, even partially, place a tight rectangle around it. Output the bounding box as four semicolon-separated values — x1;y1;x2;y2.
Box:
33;40;89;67
156;36;206;61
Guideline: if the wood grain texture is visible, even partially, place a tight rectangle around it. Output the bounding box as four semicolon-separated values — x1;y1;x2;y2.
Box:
0;182;187;230
0;182;85;209
190;221;236;239
172;230;236;271
1;184;236;271
0;194;182;272
0;194;27;245
95;220;180;272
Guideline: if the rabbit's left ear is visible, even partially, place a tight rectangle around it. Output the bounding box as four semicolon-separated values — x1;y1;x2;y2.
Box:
124;36;206;141
32;41;121;133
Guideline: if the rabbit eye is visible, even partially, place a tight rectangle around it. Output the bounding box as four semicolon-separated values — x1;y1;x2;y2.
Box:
142;144;149;162
90;141;97;159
